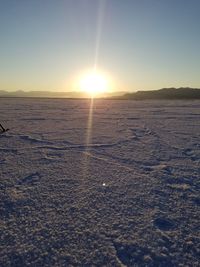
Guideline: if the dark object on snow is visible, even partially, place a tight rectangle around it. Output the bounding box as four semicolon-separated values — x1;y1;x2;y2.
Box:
0;123;9;133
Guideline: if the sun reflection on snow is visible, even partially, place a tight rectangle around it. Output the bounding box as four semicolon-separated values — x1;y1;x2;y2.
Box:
82;98;94;175
86;98;94;147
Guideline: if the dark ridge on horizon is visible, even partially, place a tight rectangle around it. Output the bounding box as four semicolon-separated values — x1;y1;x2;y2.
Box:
0;87;200;100
114;87;200;100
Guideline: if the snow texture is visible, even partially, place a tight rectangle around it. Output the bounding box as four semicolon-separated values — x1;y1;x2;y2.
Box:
0;98;200;266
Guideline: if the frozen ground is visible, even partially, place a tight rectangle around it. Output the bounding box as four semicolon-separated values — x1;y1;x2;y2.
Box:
0;98;200;266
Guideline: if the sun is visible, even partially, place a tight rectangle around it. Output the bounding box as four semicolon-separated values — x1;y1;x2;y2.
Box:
79;71;108;96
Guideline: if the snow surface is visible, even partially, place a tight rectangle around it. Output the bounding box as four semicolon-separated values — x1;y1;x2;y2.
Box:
0;98;200;266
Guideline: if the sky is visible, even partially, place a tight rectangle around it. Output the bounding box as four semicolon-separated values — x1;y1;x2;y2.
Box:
0;0;200;92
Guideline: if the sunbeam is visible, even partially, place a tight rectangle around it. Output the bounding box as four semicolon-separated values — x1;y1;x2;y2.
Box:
82;98;94;175
83;0;106;176
85;97;94;147
82;0;106;174
94;0;106;70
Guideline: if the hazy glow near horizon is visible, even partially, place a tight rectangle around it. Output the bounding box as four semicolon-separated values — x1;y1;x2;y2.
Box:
0;0;200;92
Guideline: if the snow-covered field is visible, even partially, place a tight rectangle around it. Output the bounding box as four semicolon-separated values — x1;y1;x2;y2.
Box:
0;98;199;266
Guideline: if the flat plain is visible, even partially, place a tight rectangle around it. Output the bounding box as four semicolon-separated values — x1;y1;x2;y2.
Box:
0;98;199;266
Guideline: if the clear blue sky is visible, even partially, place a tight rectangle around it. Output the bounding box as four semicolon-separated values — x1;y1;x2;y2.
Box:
0;0;200;92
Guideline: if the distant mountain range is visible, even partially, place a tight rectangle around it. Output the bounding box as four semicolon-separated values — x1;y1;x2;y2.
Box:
0;90;125;98
0;87;200;99
116;87;200;100
0;90;86;98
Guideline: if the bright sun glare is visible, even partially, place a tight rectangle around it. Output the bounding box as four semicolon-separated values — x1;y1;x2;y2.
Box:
79;72;108;96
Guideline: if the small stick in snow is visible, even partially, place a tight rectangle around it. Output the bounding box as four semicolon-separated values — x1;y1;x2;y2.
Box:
0;123;9;133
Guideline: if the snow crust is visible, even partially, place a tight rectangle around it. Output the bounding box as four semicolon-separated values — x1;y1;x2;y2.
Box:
0;98;200;266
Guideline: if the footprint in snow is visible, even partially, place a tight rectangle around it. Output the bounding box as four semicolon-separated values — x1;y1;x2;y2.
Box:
192;197;200;206
114;242;172;266
18;172;41;185
153;217;176;231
